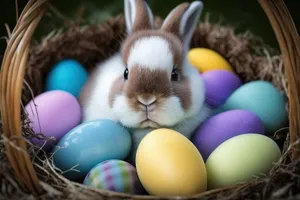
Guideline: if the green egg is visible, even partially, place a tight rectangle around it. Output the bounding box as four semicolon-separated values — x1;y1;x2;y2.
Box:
219;80;288;133
206;134;281;190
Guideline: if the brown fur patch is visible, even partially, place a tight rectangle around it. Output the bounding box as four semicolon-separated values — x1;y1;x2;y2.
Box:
124;66;171;111
108;76;125;107
125;66;171;96
132;0;152;32
122;30;183;68
172;76;191;110
161;3;189;38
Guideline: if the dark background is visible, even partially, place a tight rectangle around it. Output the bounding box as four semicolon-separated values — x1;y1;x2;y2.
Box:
1;0;300;62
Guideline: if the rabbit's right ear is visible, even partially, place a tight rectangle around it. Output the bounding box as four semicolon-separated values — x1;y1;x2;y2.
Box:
161;1;203;51
124;0;154;34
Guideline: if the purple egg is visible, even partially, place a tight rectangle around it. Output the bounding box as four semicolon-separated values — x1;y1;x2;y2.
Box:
25;90;81;151
202;70;242;108
192;109;265;161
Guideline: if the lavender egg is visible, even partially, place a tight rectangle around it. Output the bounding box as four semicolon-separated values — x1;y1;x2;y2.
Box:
192;109;265;161
202;70;242;108
25;90;81;151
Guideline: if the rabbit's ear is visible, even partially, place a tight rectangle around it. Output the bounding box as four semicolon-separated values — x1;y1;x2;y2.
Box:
161;1;203;50
124;0;154;34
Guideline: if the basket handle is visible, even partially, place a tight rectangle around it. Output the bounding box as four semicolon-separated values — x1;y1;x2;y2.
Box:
0;0;48;193
258;0;300;160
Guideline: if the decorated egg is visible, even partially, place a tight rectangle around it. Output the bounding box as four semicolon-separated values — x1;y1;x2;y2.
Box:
25;90;81;150
136;128;207;196
45;59;88;97
206;134;281;189
83;160;146;194
202;70;242;107
218;80;288;133
192;109;265;161
52;119;132;181
187;48;233;73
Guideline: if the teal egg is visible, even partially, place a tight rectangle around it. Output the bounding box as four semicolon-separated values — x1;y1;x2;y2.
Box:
52;119;132;181
219;81;288;133
45;59;88;97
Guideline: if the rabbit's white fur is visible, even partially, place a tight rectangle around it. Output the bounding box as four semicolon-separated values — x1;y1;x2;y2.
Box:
80;0;212;163
128;36;174;73
81;48;208;129
81;54;124;122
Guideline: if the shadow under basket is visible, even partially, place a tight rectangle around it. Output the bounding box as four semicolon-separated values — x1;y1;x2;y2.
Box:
1;0;300;200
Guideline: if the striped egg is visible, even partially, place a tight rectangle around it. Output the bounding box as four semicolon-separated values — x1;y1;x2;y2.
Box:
83;160;146;194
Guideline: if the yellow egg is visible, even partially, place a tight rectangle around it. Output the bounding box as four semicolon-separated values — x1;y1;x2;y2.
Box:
187;48;233;73
136;128;207;196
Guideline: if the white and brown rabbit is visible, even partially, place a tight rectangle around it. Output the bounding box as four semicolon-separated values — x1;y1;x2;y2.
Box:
79;0;212;162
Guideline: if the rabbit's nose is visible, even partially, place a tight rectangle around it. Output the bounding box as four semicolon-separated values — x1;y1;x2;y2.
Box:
137;95;156;106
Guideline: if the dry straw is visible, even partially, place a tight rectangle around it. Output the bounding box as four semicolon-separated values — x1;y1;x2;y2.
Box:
0;0;299;199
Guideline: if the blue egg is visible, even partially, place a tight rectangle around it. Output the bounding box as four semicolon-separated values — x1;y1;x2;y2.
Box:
218;80;288;133
52;119;132;181
45;59;88;97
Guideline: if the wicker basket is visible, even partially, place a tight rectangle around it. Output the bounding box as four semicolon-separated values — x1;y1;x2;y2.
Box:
0;0;299;199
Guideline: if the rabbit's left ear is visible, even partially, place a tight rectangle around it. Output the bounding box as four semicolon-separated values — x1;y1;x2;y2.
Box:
124;0;154;34
161;1;203;51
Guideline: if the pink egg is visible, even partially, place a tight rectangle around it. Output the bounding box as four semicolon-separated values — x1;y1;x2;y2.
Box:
25;90;81;151
201;70;242;108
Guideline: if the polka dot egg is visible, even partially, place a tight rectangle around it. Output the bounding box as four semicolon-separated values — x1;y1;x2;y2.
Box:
83;160;146;195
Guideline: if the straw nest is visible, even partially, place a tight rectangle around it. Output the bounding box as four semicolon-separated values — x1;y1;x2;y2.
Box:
1;14;299;200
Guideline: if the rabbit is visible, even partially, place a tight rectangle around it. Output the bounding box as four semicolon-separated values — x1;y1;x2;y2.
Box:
79;0;213;163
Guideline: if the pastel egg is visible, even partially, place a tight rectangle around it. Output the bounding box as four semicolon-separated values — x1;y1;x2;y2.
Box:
187;48;233;73
45;59;88;97
206;134;281;189
83;160;146;194
52;119;132;181
136;128;207;196
192;109;265;161
202;70;242;107
25;90;81;151
218;80;288;133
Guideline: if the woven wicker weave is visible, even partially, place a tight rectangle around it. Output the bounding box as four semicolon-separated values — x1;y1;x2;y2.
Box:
0;0;299;199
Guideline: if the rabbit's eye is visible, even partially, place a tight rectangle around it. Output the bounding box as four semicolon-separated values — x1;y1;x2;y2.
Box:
124;68;129;80
171;68;179;81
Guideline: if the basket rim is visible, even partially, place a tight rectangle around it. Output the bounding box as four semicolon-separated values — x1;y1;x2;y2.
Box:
22;15;290;199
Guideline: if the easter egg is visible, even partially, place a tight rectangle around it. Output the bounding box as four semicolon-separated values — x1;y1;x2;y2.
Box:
192;110;265;161
83;160;146;194
187;48;233;73
52;119;132;181
136;128;207;196
218;80;288;133
202;70;242;107
25;90;81;150
45;59;88;97
206;134;281;189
